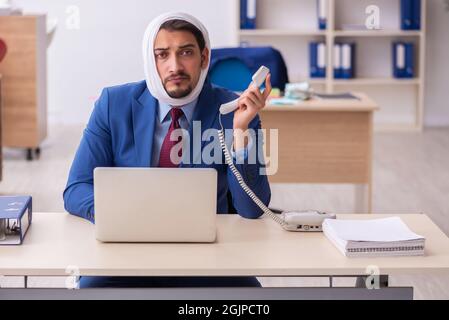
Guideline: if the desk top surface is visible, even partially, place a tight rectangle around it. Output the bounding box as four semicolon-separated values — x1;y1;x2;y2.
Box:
1;213;448;277
264;92;379;112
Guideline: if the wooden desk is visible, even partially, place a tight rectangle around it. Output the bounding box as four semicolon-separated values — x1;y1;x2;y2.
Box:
261;93;378;212
1;213;449;300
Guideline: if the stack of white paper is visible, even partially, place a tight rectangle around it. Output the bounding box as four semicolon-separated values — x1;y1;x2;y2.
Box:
322;217;425;258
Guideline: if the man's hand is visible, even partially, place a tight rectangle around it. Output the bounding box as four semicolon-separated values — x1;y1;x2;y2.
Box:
233;74;272;151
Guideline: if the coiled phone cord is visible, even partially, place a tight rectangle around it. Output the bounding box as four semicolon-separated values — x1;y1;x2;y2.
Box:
218;114;287;228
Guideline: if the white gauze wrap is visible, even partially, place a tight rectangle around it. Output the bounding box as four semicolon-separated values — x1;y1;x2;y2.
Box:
142;12;211;107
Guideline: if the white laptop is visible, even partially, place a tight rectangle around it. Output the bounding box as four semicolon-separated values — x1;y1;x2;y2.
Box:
94;168;217;243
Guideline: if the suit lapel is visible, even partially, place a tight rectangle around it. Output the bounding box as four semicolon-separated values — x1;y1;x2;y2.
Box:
132;88;157;167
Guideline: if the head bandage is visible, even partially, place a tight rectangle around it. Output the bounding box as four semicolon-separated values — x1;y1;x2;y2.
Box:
142;12;211;107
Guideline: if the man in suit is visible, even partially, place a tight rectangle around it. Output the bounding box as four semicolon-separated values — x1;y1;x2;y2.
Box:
63;12;272;288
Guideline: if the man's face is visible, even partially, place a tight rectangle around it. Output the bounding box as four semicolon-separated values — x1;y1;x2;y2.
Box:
154;28;209;99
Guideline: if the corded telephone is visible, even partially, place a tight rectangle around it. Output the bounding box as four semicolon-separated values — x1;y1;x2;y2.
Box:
217;66;336;232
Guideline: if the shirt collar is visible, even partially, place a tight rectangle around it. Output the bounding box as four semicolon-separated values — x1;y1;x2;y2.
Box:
157;98;198;124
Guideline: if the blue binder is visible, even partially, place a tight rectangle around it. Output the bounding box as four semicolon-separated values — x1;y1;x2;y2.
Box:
240;0;257;30
317;0;327;30
401;0;421;30
334;43;343;79
401;0;413;30
412;0;421;30
0;196;32;246
393;42;414;78
341;43;356;79
309;42;326;78
393;42;402;78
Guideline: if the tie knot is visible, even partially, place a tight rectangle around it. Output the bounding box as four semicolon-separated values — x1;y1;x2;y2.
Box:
170;108;184;122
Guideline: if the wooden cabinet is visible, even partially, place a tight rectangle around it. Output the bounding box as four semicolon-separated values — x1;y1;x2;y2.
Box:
0;15;47;160
0;74;2;180
262;93;378;213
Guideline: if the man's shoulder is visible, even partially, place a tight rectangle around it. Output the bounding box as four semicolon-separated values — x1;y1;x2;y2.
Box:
102;80;148;100
93;81;149;121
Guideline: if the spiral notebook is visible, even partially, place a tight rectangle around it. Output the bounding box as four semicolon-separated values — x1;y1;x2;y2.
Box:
322;217;425;258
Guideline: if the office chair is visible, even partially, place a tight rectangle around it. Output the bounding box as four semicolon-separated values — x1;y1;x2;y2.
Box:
209;46;289;92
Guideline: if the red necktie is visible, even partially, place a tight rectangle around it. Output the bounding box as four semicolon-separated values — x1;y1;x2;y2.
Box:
158;108;184;168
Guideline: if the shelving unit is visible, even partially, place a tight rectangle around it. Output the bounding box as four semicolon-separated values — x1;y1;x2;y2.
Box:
333;78;421;86
333;30;422;37
239;29;326;36
236;0;427;131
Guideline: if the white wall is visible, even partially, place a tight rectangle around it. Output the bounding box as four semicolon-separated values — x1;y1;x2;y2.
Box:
424;0;449;127
11;0;449;127
13;0;238;125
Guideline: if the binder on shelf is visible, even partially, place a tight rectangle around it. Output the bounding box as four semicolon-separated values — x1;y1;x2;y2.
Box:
412;0;421;30
334;43;343;79
309;42;326;78
240;0;257;30
401;0;413;30
317;0;327;30
341;43;356;79
401;0;421;30
393;42;415;78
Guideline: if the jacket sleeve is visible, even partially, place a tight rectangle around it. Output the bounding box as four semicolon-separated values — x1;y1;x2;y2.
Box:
227;115;271;219
63;88;114;223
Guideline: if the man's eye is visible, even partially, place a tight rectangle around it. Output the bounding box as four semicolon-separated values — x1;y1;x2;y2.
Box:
156;52;168;59
181;50;193;56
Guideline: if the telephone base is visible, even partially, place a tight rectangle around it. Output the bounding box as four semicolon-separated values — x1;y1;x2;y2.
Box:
280;210;337;232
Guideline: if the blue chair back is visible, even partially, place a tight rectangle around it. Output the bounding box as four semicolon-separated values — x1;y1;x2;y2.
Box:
209;46;289;92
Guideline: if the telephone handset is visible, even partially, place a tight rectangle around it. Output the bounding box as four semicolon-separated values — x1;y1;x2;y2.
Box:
219;66;271;115
218;66;336;232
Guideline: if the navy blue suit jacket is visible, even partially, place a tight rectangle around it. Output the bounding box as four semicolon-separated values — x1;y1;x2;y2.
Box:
63;80;271;223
